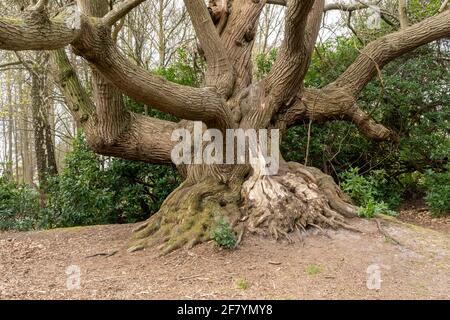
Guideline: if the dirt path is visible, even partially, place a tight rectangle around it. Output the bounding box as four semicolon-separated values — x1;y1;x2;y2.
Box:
0;216;449;300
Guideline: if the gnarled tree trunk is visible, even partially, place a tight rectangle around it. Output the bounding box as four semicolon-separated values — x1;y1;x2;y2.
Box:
1;0;449;253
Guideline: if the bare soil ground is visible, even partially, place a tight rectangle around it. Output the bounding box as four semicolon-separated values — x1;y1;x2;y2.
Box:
397;201;450;234
0;213;449;300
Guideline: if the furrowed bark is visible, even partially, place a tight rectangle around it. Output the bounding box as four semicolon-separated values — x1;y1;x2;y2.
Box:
31;0;49;11
184;0;234;97
1;0;449;254
398;0;409;29
266;0;315;103
219;0;266;90
0;0;233;130
279;86;391;141
77;0;130;144
51;5;178;164
323;1;378;12
267;0;379;12
0;8;81;50
243;0;322;129
52;46;178;165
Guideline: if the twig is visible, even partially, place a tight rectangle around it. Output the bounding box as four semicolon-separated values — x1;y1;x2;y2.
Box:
439;0;449;13
176;274;203;281
85;250;118;258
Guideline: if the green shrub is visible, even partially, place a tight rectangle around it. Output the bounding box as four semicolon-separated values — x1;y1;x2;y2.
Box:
0;176;40;231
340;168;397;218
44;133;180;228
340;168;376;207
421;166;450;215
154;48;204;87
211;217;236;249
281;36;449;211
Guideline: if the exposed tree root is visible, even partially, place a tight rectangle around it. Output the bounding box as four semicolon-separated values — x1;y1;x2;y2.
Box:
128;178;242;255
375;218;402;246
128;163;359;254
241;161;359;241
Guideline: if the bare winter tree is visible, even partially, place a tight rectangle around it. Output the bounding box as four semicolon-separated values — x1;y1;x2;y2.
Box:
1;0;449;253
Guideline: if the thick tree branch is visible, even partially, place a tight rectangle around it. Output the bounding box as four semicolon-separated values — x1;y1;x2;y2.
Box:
279;87;391;141
76;0;131;143
0;10;81;50
241;0;323;129
50;43;177;164
266;0;286;6
218;0;266;91
324;1;379;12
0;0;234;129
439;0;449;13
184;0;234;97
77;0;233;129
74;34;233;129
266;0;315;102
280;11;450;141
50;49;96;128
333;9;450;96
281;9;450;142
305;0;326;59
102;0;146;26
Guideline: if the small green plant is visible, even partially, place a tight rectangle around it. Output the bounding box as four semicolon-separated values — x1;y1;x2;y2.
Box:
306;264;321;276
340;168;375;206
211;217;237;249
357;199;395;218
235;278;250;290
44;133;180;228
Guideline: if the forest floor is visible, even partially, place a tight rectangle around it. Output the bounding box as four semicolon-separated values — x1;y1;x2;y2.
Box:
0;206;449;300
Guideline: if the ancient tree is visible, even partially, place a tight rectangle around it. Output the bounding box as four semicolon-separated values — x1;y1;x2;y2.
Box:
1;0;449;253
